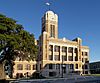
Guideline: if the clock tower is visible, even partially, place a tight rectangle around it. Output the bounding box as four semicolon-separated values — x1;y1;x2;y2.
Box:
41;11;58;39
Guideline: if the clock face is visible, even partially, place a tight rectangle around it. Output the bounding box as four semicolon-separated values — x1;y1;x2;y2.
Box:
50;17;54;20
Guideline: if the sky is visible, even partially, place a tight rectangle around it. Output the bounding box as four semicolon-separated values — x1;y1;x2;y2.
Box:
0;0;100;62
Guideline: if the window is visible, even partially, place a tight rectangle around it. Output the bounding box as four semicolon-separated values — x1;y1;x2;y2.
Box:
25;64;31;70
62;55;67;61
54;55;60;61
49;64;53;69
82;65;84;69
54;45;60;52
82;58;84;62
33;65;36;70
82;52;88;56
85;52;88;56
85;65;88;69
76;64;78;69
50;25;52;37
82;52;83;56
53;25;55;37
49;72;56;76
85;58;88;63
68;56;73;61
49;55;53;60
62;47;67;52
85;71;88;74
69;64;74;69
49;45;53;51
75;56;78;61
36;64;38;70
74;48;77;53
68;47;73;53
17;64;23;70
56;64;60;69
50;25;55;38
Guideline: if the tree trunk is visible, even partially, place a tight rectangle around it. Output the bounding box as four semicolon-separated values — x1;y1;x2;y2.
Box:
0;63;6;79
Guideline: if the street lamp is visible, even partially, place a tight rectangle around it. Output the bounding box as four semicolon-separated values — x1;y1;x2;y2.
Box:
61;56;64;78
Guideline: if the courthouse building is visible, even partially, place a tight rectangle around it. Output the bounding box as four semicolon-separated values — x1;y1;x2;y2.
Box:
11;10;90;78
37;10;90;78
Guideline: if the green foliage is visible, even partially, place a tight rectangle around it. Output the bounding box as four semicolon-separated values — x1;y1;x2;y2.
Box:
0;13;38;61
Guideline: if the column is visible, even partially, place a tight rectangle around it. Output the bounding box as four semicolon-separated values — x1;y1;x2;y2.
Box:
60;46;62;77
67;46;69;61
23;63;25;73
53;45;55;61
73;47;75;61
60;46;62;61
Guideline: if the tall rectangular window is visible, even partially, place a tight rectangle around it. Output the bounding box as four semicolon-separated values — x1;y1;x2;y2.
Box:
17;64;23;70
82;58;84;62
62;55;67;61
25;64;31;70
68;47;73;53
49;45;53;51
56;64;60;69
69;64;74;69
74;48;77;53
53;25;55;37
54;55;60;61
33;65;36;70
49;64;53;69
75;56;78;61
54;45;60;52
85;52;88;56
76;64;78;69
49;55;53;60
62;47;67;52
50;25;55;38
85;65;88;69
85;58;89;63
68;56;73;61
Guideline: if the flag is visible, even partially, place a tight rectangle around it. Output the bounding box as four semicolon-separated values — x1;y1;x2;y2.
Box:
46;2;50;6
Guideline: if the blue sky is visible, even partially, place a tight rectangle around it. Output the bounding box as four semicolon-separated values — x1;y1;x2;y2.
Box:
0;0;100;62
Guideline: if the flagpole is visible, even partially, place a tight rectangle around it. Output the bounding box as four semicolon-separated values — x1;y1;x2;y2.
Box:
49;4;50;10
46;2;51;11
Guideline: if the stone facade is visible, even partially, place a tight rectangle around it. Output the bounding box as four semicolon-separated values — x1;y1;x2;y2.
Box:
13;60;37;78
38;11;90;78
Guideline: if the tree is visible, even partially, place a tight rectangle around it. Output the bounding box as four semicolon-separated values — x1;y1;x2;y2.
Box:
0;13;38;62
